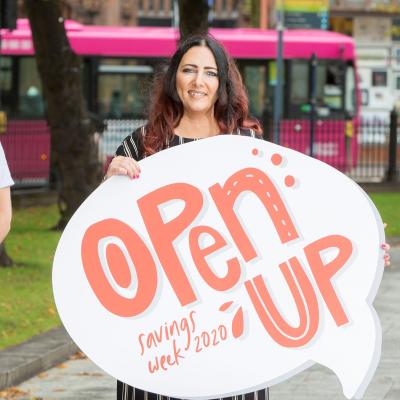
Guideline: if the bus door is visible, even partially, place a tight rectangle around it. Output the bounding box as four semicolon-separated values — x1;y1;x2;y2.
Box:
237;61;273;140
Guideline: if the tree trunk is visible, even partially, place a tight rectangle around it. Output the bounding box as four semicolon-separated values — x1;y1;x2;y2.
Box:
179;0;210;41
24;0;102;229
0;242;13;267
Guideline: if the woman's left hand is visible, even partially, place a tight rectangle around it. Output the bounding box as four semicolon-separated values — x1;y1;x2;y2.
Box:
382;242;391;267
382;223;391;267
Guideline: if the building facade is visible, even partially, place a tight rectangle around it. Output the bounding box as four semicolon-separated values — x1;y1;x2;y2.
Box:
58;0;241;28
330;0;400;118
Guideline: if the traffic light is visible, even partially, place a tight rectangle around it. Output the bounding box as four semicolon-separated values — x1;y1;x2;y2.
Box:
0;0;17;30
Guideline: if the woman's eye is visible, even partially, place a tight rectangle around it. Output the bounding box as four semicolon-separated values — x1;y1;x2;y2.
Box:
207;71;218;77
182;68;196;74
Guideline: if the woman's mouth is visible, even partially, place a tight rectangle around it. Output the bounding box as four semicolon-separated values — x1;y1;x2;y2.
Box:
188;90;207;98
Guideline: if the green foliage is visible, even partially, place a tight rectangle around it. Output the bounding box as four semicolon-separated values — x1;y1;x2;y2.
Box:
0;205;61;350
369;192;400;237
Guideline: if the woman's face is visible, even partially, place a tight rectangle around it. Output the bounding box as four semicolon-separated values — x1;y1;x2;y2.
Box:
176;45;219;116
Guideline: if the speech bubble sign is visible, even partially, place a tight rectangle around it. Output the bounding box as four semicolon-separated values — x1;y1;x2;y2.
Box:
53;135;384;399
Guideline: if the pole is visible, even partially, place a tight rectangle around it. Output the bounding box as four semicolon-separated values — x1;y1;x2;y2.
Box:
173;0;179;28
273;0;284;145
309;53;317;157
386;108;399;182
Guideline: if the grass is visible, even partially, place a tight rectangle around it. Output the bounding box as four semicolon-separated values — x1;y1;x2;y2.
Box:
0;205;61;350
0;192;399;350
369;192;400;237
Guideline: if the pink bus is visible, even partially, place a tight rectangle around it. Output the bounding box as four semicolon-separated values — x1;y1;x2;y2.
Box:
0;19;358;186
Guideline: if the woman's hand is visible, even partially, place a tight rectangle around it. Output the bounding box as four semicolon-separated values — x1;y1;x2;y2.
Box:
382;223;391;267
382;243;391;267
104;156;141;180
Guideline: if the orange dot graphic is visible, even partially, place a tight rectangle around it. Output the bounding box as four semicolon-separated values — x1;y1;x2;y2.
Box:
285;175;295;187
271;153;282;166
252;148;259;156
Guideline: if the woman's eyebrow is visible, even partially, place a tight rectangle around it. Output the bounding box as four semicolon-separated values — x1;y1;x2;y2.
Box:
181;63;218;70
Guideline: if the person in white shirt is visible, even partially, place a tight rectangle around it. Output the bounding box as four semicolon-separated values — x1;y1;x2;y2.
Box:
0;142;14;243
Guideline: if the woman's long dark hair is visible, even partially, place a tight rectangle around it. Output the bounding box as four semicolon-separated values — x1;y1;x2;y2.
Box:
143;34;262;155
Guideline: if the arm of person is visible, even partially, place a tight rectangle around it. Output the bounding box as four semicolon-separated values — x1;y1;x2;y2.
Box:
382;223;391;267
105;155;141;180
103;128;143;181
0;186;12;243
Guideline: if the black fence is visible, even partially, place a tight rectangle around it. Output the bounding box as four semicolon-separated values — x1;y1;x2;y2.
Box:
270;113;399;183
1;114;399;190
97;116;400;184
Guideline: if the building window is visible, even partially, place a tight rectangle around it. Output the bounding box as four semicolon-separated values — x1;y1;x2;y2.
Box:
372;71;387;87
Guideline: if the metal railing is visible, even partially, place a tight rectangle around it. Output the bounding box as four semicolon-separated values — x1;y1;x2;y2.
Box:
1;115;398;190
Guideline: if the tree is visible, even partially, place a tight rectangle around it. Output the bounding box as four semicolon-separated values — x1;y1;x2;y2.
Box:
0;0;17;29
24;0;102;229
179;0;210;41
0;242;13;267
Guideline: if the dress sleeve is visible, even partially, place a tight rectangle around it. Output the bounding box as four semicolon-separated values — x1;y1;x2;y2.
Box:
115;126;145;160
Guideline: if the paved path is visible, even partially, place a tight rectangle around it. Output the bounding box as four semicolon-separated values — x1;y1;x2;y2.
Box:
1;249;399;400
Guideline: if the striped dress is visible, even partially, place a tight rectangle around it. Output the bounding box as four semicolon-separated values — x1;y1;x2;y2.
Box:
115;126;269;400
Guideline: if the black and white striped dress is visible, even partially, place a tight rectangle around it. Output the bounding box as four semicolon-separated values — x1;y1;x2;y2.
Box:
115;126;269;400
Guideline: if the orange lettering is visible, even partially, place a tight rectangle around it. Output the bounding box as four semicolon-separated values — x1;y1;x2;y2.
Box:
81;219;157;317
304;235;352;326
209;168;299;262
189;225;241;291
138;183;203;306
245;256;319;347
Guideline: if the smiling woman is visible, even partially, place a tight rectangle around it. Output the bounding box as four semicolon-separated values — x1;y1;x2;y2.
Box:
103;34;266;400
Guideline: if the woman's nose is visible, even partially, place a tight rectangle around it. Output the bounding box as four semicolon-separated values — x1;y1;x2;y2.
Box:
193;71;204;86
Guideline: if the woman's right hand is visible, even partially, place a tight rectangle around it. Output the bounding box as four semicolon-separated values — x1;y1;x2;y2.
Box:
104;156;141;180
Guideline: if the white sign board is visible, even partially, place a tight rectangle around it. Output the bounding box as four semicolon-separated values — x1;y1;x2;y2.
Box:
53;135;384;399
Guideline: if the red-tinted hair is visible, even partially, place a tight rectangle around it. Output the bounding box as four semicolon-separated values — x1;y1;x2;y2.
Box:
143;34;262;155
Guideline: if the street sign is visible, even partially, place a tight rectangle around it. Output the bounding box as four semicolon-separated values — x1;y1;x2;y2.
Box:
284;0;329;30
285;11;328;30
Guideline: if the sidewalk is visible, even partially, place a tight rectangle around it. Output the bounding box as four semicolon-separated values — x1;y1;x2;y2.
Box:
0;327;78;391
0;246;399;399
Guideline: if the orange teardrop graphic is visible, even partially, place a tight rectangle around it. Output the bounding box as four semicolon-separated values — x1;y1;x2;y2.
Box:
219;301;233;312
232;307;244;338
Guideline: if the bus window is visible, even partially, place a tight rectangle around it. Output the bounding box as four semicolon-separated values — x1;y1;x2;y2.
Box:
0;57;13;115
238;61;273;135
316;62;344;113
97;59;154;119
243;65;268;117
290;60;308;111
18;58;45;118
345;65;356;117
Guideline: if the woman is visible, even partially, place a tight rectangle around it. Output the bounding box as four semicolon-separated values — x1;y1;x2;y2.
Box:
105;34;261;181
104;33;391;400
105;34;268;400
